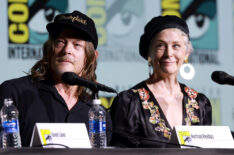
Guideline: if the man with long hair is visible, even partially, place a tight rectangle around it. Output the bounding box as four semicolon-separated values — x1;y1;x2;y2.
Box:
0;10;112;147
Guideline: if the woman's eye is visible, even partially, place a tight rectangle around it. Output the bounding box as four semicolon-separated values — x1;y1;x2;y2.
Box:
186;14;210;39
29;8;60;33
157;44;165;49
106;11;137;36
174;44;180;48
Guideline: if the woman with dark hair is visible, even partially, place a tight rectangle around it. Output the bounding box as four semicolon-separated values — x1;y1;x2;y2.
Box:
0;10;112;147
110;15;212;148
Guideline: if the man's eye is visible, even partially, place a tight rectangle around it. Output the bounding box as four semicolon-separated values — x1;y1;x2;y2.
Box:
55;40;64;46
74;43;81;47
74;42;84;48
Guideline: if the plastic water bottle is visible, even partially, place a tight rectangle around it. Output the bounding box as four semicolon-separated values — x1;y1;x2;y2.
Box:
1;98;21;148
88;99;107;148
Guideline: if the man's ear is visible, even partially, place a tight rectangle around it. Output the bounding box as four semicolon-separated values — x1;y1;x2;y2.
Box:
95;50;99;59
90;50;99;65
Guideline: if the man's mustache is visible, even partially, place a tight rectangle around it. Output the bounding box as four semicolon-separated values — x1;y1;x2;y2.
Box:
57;56;74;64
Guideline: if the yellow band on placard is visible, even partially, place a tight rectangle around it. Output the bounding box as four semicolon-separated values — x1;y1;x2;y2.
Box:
178;131;191;145
40;129;51;145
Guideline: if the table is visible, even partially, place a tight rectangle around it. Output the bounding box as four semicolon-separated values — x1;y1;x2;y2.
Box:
1;148;234;155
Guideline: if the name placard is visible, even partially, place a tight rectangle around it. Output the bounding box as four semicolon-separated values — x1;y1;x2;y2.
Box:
170;126;234;148
30;123;91;148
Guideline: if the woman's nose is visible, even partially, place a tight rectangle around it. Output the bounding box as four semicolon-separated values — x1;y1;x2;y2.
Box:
164;46;173;56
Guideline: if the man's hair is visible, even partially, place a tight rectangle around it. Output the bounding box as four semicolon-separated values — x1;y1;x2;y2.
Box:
30;34;97;101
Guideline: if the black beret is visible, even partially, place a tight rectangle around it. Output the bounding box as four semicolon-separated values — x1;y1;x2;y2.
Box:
139;15;189;60
46;10;98;49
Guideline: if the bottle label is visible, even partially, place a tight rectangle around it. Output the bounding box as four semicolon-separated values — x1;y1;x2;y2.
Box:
2;120;19;133
89;120;106;133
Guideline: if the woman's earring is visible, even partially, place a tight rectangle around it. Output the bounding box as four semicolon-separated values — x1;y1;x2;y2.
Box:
148;57;153;77
179;57;195;80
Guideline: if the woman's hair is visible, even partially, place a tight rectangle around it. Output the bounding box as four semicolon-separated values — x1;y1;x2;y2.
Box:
177;28;193;54
30;34;97;101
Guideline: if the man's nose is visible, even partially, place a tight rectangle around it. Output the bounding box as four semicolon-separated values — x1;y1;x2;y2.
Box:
63;42;72;54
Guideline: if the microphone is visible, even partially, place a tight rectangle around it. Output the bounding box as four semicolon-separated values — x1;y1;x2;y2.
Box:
211;71;234;85
62;72;117;93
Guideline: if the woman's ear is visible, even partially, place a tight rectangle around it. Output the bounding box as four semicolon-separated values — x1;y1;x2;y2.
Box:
148;57;152;64
185;53;190;61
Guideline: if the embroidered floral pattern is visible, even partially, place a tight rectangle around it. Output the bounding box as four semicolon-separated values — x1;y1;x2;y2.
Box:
137;88;150;101
132;85;201;139
133;88;171;139
184;87;200;125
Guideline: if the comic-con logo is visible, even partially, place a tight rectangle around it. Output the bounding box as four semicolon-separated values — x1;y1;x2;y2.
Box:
162;0;218;64
178;131;193;145
162;0;217;50
8;0;68;59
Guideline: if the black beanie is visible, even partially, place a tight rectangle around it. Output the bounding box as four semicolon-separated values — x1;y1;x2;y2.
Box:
46;10;98;49
139;15;189;60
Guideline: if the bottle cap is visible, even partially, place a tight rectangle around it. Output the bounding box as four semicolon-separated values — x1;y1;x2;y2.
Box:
4;98;13;105
92;99;101;105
